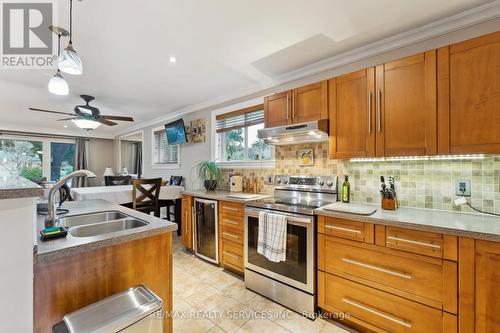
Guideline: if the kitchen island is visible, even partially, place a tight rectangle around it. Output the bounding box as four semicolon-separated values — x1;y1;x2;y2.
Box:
34;199;177;333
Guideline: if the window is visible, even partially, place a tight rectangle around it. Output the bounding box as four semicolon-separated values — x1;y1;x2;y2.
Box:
216;104;274;164
50;142;75;181
152;127;180;168
0;137;75;182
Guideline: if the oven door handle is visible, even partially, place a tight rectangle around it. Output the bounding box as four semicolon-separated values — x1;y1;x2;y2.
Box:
245;207;312;224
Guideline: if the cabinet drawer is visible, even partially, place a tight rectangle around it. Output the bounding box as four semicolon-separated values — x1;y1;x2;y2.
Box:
220;201;244;218
318;272;450;333
318;235;457;310
220;214;244;230
221;239;243;273
220;225;243;245
386;227;451;259
318;216;374;243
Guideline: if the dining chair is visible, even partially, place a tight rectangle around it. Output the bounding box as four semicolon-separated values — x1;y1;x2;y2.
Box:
105;175;132;186
159;175;183;235
58;183;74;205
131;178;162;217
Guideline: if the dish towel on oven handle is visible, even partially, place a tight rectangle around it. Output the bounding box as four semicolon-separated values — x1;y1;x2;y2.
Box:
257;211;287;262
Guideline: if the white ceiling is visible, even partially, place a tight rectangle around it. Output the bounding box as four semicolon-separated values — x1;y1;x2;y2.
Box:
0;0;493;138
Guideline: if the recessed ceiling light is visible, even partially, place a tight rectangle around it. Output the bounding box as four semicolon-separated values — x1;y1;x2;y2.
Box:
169;56;176;63
64;125;68;128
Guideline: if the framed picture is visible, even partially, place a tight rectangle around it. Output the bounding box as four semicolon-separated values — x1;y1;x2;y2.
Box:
297;148;314;166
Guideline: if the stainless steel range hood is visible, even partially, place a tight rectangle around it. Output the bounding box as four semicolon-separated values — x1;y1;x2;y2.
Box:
258;119;329;146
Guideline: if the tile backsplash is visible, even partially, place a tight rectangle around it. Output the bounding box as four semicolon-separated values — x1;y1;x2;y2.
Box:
221;142;500;214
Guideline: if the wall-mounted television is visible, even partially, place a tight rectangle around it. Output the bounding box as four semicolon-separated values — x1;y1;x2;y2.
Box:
164;119;188;145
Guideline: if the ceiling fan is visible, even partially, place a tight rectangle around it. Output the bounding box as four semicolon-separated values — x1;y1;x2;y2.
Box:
29;95;134;130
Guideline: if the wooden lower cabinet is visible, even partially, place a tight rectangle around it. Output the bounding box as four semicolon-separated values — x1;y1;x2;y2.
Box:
318;272;455;333
220;238;244;273
35;233;173;333
181;195;193;250
318;235;457;311
318;215;374;243
459;238;500;333
218;200;245;274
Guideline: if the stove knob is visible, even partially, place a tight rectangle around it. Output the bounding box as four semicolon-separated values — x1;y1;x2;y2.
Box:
275;177;281;184
327;181;333;187
283;178;288;184
318;180;325;186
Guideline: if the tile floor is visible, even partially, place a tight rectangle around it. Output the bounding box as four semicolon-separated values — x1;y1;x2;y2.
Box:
172;235;355;333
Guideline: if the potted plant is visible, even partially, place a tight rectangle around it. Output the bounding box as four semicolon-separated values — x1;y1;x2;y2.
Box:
197;160;221;191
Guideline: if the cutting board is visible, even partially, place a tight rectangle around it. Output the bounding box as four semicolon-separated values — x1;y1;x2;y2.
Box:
321;202;377;216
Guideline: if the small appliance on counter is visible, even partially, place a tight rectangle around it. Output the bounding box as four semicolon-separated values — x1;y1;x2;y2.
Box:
229;175;243;192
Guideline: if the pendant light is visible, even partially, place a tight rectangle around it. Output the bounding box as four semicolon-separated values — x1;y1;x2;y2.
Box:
58;0;83;75
48;26;69;95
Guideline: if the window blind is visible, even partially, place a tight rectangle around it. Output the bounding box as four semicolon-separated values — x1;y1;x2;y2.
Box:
154;130;179;164
215;104;264;133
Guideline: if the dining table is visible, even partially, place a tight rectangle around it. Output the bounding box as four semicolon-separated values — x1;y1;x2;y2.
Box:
70;184;184;204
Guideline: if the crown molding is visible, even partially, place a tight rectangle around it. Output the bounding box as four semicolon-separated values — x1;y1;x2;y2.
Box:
116;2;500;137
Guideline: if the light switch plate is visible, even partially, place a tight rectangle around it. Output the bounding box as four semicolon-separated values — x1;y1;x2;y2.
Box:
455;179;471;197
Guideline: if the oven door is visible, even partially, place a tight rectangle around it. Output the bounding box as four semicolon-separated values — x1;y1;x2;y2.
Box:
244;207;314;293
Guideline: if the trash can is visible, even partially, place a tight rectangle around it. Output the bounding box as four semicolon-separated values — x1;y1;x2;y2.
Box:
53;285;163;333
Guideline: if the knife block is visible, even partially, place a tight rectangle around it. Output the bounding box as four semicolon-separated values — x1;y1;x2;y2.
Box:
381;197;397;210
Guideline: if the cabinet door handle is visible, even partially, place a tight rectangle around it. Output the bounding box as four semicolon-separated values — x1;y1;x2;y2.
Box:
342;298;412;328
342;258;411;279
286;95;290;120
223;219;240;226
367;92;372;133
223;232;240;239
377;90;382;132
223;251;240;260
292;93;296;119
324;224;361;234
387;236;441;249
184;209;188;236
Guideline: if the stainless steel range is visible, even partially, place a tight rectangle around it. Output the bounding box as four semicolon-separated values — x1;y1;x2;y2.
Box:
244;175;337;317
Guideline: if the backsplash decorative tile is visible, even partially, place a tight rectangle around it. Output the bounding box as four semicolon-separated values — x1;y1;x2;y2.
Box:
220;142;500;214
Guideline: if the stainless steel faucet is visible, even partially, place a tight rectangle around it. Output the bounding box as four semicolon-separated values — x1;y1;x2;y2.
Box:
45;169;96;228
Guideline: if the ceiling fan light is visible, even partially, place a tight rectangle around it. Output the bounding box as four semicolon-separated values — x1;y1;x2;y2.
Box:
72;118;101;130
48;71;69;95
58;43;83;75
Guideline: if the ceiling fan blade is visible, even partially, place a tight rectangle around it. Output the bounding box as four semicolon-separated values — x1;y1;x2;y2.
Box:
29;108;75;116
100;115;134;122
97;118;118;126
57;117;79;121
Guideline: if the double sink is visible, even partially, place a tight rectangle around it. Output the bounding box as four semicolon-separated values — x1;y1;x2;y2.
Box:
56;211;149;238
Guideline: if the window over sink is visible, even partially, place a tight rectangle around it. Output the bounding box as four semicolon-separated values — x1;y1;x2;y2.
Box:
214;103;274;167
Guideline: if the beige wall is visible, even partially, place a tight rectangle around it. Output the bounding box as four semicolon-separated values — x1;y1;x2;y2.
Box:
87;138;115;186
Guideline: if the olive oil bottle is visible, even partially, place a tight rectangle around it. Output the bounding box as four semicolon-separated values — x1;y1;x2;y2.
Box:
342;175;350;203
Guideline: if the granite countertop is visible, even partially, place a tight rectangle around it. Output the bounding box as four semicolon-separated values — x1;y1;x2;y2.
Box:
35;199;177;264
0;177;43;199
181;189;272;203
315;203;500;242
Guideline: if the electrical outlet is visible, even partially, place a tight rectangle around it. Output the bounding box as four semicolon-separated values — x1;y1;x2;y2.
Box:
455;179;471;196
268;175;273;184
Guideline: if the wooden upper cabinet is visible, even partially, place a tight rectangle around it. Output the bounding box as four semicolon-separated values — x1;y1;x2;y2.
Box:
264;91;291;128
264;80;328;128
329;69;375;159
292;81;328;123
438;31;500;154
376;51;437;157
